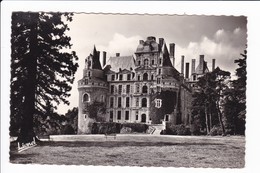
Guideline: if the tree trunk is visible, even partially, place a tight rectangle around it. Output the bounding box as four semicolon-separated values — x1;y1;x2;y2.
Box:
204;104;210;135
216;99;226;136
17;13;38;144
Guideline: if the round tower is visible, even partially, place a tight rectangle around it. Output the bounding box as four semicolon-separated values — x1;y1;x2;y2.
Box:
78;46;108;134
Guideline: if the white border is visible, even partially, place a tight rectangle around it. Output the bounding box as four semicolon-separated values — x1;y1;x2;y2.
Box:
1;1;260;173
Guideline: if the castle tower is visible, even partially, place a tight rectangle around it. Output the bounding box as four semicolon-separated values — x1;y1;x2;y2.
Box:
77;46;108;134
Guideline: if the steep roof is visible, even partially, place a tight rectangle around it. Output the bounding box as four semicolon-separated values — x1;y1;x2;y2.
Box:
106;56;136;73
195;61;209;74
162;43;173;67
92;46;102;70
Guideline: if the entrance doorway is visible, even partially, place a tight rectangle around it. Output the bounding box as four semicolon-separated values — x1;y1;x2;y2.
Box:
141;114;146;123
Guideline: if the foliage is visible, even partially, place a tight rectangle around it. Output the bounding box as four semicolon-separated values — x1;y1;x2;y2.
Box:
209;126;223;136
121;123;148;133
83;101;106;122
165;124;190;135
64;107;78;133
10;12;78;143
91;122;121;134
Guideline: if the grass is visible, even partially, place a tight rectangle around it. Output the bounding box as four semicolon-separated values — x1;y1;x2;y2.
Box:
9;135;245;168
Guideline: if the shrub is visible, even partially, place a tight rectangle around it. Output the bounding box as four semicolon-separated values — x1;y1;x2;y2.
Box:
209;126;223;136
190;124;201;135
165;123;190;135
121;123;148;133
91;122;121;134
61;124;75;134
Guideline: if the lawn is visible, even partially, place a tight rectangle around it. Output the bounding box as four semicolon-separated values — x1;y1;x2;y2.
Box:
9;135;245;168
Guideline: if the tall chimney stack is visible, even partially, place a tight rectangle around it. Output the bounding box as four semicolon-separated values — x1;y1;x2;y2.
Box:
103;51;107;67
159;38;164;48
212;59;216;71
199;55;204;72
169;43;175;67
181;55;185;74
185;63;190;79
116;53;120;57
191;59;196;74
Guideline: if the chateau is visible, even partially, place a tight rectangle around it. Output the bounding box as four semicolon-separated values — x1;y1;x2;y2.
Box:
77;36;215;134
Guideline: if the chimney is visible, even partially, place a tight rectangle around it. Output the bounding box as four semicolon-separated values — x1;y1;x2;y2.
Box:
199;55;204;71
159;38;164;48
169;43;175;67
97;51;100;59
116;53;120;57
103;51;106;67
212;59;216;71
181;55;185;74
185;63;190;79
139;40;144;44
191;59;196;74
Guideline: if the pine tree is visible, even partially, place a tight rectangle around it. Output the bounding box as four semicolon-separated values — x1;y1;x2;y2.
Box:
10;12;78;143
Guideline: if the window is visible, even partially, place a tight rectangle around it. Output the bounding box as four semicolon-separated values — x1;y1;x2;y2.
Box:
159;58;162;65
141;98;147;107
165;114;169;121
119;74;123;81
126;97;130;107
158;69;161;75
118;85;122;94
152;60;154;65
112;75;115;81
136;98;139;107
193;75;196;81
143;73;148;81
157;78;161;84
138;60;141;65
155;99;162;108
88;71;91;77
132;73;135;79
110;85;114;94
135;111;139;120
137;75;140;81
83;93;90;102
125;111;129;120
110;97;114;108
144;59;148;66
136;84;140;93
100;95;105;102
126;85;130;93
151;75;154;81
127;74;131;80
142;85;148;94
110;111;113;120
118;97;122;108
117;111;121;120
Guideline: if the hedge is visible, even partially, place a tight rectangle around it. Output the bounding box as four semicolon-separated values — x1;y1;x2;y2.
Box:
164;123;191;135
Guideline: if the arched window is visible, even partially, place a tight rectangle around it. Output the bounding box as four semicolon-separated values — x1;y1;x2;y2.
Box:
83;93;90;102
142;85;148;93
141;98;147;107
143;73;148;81
144;59;149;66
151;74;154;81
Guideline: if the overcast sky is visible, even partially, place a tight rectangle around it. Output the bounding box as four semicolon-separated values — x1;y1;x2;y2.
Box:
58;13;247;114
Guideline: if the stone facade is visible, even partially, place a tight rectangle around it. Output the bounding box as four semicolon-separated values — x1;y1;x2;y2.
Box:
78;36;213;134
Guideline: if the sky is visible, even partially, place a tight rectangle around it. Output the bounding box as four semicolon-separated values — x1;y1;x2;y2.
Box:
58;13;247;114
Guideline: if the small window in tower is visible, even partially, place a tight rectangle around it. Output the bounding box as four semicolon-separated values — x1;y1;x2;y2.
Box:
100;95;105;102
83;93;90;102
159;58;162;65
135;111;139;120
138;60;141;66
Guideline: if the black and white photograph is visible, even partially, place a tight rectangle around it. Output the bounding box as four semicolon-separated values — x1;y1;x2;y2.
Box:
1;1;260;173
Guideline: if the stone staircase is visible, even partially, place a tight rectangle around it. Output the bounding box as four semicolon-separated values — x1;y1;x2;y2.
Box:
149;124;165;135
